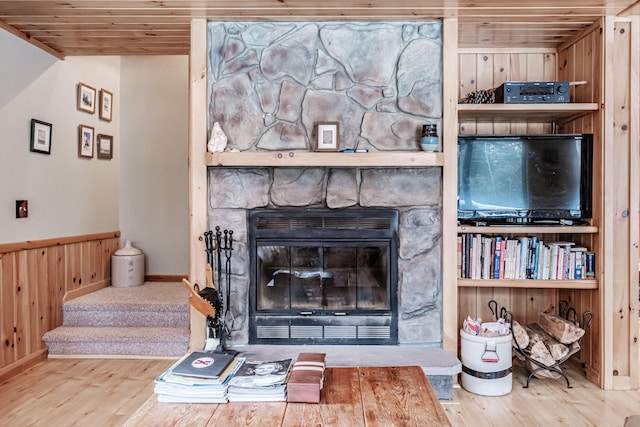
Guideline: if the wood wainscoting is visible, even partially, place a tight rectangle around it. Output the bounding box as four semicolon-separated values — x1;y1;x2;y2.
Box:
0;232;120;382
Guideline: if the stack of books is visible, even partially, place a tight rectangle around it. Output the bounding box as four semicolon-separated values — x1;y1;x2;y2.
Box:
457;234;595;280
226;359;292;402
154;351;244;403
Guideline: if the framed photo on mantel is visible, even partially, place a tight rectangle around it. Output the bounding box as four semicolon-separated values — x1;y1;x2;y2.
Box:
315;122;340;152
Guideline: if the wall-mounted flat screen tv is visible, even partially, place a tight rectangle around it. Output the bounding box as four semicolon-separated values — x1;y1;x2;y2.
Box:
458;134;593;224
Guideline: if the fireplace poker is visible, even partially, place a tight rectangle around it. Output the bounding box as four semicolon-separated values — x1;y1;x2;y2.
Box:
204;230;214;267
214;226;236;354
217;229;235;331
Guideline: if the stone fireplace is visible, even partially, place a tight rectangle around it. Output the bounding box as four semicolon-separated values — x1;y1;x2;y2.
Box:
206;20;444;348
208;166;442;347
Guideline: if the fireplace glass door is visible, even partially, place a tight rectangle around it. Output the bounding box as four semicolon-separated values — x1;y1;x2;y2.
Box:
256;242;390;314
248;208;398;344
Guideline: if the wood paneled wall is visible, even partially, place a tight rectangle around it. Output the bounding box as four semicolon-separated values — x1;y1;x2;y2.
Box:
557;21;604;387
0;232;119;382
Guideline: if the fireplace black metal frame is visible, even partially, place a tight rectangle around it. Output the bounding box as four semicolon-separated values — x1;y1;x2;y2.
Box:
248;208;399;345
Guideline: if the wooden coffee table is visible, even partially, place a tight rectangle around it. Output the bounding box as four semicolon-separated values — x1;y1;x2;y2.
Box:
124;365;451;426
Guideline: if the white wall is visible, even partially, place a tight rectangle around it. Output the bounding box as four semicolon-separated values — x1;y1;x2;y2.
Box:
0;30;189;276
119;56;189;275
0;31;120;243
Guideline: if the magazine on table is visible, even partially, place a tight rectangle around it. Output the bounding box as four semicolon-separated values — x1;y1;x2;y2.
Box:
157;357;245;387
157;394;228;404
170;351;236;379
227;359;292;389
154;355;246;404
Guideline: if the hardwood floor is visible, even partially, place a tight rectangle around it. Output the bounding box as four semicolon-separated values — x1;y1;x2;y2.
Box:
0;358;175;427
0;356;638;426
445;359;640;426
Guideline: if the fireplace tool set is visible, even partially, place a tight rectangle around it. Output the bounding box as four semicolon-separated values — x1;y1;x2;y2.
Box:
181;226;235;354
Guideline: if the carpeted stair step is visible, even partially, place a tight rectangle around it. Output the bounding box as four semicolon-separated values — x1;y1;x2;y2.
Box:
43;282;191;358
62;282;189;328
43;326;190;357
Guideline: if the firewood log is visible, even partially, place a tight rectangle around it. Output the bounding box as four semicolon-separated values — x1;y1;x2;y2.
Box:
528;340;556;366
538;312;585;344
526;324;570;361
526;341;562;379
512;320;529;349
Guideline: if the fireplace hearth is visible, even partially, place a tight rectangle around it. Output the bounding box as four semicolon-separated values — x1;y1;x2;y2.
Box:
248;209;398;345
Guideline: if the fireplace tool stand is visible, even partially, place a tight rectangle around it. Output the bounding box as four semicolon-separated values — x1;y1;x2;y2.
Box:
202;227;236;355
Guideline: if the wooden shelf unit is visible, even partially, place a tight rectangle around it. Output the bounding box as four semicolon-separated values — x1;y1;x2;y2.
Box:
458;278;598;289
458;103;599;124
206;151;444;167
451;36;610;388
456;226;600;289
457;225;598;234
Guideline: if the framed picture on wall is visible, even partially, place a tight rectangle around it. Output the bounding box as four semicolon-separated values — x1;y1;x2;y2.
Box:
30;119;53;155
97;134;113;159
78;124;94;158
77;82;96;114
99;89;113;122
315;122;340;152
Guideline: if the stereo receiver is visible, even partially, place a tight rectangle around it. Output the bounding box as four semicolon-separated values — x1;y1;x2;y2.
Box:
494;81;570;104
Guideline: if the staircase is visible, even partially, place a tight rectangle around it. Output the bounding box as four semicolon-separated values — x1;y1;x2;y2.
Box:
43;282;190;358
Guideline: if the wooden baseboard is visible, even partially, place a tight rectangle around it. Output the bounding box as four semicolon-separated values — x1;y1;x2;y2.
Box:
0;349;48;384
145;275;188;282
63;279;110;302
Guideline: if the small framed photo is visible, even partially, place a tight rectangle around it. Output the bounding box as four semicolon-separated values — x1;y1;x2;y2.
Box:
78;124;95;158
97;134;113;159
315;122;340;152
99;89;113;122
30;119;53;155
77;82;96;114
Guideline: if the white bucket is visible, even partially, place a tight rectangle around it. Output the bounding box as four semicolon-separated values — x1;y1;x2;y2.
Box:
460;329;512;396
111;240;145;288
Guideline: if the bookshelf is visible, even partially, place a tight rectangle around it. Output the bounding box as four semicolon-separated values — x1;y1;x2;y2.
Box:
451;44;606;386
458;278;598;289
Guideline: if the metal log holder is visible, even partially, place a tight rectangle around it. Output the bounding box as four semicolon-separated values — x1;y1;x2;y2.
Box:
512;300;594;389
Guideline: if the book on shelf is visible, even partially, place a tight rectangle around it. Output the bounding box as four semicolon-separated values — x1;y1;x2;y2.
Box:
457;235;463;278
586;252;596;278
457;234;594;281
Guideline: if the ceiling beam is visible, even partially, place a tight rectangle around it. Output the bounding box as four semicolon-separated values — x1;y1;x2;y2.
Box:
0;18;64;59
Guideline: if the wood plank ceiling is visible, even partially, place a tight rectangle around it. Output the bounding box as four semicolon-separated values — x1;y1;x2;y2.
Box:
1;1;639;59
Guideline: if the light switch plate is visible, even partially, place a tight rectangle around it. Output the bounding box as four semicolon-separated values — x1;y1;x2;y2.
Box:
16;200;28;218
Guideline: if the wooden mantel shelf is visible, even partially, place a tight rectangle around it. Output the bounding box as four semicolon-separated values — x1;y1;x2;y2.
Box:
206;151;444;167
458;103;599;123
